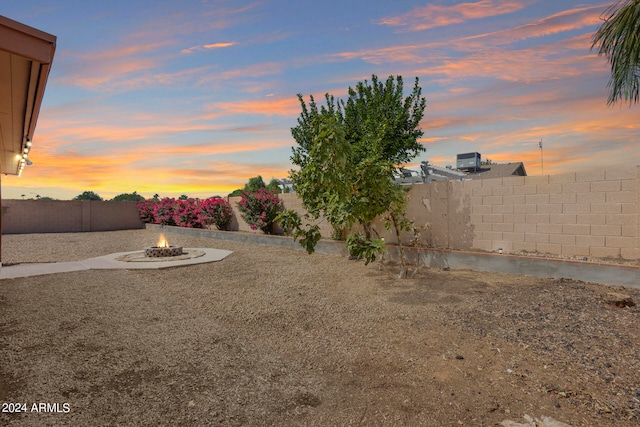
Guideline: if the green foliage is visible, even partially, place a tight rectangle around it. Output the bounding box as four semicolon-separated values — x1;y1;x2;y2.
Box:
342;75;426;165
266;178;282;193
346;232;385;265
284;74;426;260
277;209;302;236
276;210;321;254
73;191;103;201
178;194;189;200
244;176;266;193
111;191;145;202
229;176;283;197
592;0;640;105
298;225;322;255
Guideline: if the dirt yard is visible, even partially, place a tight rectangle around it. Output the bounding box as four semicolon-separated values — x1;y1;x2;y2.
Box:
0;230;638;426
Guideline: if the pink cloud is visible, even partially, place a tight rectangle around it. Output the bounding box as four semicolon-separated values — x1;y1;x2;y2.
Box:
335;5;605;69
377;0;527;32
462;4;605;45
181;42;236;54
197;62;284;86
207;96;301;117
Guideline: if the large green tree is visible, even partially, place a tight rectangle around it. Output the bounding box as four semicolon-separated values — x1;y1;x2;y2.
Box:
111;191;145;201
73;191;103;201
281;75;426;262
592;0;640;105
228;176;283;197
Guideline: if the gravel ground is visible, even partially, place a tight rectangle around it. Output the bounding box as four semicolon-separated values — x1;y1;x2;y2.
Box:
0;229;639;426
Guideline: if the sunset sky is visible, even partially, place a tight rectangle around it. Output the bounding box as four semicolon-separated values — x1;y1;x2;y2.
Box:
3;1;638;200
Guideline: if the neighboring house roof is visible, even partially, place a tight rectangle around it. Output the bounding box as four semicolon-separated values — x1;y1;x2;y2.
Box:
393;161;527;186
464;162;527;179
394;163;467;185
423;164;467;181
0;15;56;176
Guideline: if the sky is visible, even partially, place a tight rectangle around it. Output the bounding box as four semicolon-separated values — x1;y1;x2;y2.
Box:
2;0;638;200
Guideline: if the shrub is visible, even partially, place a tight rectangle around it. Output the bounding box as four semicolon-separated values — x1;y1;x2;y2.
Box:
237;188;283;234
136;196;235;230
153;197;178;226
174;198;208;228
201;197;233;230
137;200;156;223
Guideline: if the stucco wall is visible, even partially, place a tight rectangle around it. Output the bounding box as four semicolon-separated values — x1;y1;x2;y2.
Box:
1;200;144;234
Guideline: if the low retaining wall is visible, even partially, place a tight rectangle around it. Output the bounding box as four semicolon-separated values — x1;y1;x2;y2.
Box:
145;224;348;256
149;224;640;289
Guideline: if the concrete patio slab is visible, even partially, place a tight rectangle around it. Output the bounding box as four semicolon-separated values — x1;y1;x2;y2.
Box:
0;261;88;279
0;248;233;279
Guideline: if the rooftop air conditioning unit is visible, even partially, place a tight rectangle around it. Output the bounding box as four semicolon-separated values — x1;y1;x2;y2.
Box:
456;152;481;170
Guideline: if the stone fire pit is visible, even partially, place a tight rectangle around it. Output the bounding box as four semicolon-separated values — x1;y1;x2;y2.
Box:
144;245;184;257
143;233;184;257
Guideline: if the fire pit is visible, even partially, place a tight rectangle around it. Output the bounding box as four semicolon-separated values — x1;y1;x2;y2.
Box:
144;233;183;257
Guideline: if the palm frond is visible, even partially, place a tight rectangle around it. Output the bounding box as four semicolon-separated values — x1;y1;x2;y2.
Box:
592;0;640;105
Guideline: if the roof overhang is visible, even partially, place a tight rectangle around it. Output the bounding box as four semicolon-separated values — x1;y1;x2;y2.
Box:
0;15;56;176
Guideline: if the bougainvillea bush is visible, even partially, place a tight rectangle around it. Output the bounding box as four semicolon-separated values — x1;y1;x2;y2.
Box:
137;197;234;230
237;188;283;234
137;200;157;223
153;197;178;226
174;198;208;228
200;197;233;230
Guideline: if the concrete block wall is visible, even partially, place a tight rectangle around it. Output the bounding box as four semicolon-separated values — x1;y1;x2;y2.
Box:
3;165;636;262
393;166;639;261
1;200;144;234
257;165;638;262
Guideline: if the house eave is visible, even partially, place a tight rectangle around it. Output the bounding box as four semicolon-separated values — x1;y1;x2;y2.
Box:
0;15;56;176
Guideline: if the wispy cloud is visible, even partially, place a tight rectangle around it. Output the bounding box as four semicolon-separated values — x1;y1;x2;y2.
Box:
55;2;262;92
205;96;300;117
462;4;606;45
377;0;528;32
336;4;605;68
198;62;284;85
128;3;261;41
181;42;236;54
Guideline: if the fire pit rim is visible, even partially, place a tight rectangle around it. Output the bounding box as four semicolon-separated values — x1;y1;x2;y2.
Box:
144;245;184;258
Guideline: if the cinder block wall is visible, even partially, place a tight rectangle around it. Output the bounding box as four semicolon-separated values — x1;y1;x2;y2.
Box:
5;166;636;261
388;166;638;260
1;200;144;234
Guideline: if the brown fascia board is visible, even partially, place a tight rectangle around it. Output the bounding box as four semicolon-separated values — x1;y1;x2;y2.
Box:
0;15;56;174
0;15;56;63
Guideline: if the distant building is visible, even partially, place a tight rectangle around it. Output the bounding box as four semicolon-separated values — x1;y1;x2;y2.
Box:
393;159;527;186
464;162;527;180
276;178;295;193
